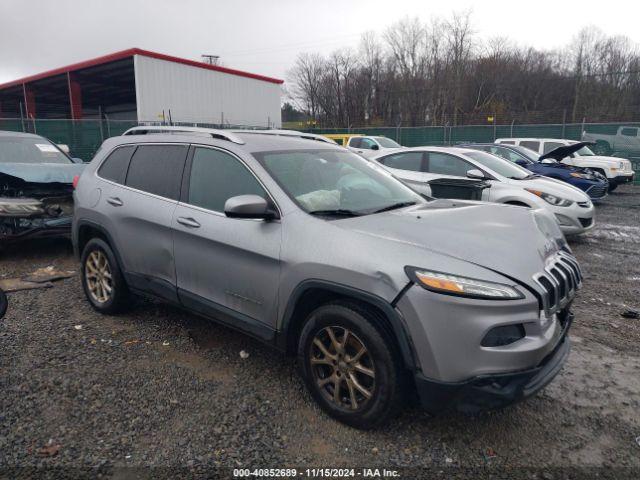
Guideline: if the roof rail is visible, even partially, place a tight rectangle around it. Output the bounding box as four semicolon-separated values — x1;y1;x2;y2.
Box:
231;129;337;144
122;126;245;145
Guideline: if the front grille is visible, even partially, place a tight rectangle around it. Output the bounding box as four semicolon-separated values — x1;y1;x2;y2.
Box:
585;184;607;199
579;217;593;228
533;252;582;315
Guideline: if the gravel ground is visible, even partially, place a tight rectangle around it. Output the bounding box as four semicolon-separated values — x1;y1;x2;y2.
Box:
1;184;639;478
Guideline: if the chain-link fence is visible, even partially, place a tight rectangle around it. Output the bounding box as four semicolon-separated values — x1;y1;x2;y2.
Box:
1;117;638;183
0;118;267;162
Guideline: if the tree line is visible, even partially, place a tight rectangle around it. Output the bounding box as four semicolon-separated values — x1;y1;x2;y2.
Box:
286;13;640;127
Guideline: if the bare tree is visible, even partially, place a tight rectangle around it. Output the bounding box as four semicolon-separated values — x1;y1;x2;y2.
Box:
286;14;640;127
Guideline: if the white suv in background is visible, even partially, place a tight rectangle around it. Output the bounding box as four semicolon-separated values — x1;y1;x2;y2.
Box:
347;136;406;158
495;138;634;191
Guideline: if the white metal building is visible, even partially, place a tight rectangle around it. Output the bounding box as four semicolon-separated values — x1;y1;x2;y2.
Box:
0;48;284;127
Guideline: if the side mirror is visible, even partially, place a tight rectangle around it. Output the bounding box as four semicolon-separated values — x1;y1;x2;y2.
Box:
224;195;278;220
515;159;528;167
72;157;84;163
466;169;486;180
370;144;379;151
541;159;555;164
57;144;70;154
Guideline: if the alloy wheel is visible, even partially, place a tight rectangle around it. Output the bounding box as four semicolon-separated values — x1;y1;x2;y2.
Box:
85;250;113;304
309;326;376;411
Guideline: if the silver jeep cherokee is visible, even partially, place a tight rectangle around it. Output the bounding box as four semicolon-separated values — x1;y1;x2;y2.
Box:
72;127;580;429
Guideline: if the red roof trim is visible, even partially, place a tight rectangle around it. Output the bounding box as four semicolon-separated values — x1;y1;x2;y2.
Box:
0;48;284;90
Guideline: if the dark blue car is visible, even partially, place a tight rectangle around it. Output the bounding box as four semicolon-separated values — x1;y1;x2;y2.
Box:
461;143;609;201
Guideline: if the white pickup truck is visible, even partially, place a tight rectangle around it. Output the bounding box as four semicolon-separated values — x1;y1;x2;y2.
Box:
495;138;635;191
582;126;640;157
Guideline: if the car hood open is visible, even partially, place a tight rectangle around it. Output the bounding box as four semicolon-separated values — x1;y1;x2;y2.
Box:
340;199;566;282
540;141;595;161
0;162;85;184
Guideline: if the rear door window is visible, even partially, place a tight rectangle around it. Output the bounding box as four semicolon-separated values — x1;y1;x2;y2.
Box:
125;144;188;200
425;152;473;177
98;145;136;184
520;141;540;152
187;147;267;213
621;127;638;136
378;152;424;171
348;137;362;148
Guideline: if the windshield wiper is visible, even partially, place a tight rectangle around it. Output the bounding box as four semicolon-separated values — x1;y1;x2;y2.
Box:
308;209;363;217
371;201;417;214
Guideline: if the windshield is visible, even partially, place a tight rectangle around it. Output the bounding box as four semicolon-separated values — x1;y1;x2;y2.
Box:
0;136;72;164
375;137;401;148
572;145;595;157
254;149;423;216
512;146;542;162
464;150;531;180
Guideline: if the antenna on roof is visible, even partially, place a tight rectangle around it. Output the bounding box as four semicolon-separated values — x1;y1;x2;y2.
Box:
201;54;220;65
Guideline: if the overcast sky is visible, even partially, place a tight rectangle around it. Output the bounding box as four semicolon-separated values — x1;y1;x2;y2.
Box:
1;0;639;87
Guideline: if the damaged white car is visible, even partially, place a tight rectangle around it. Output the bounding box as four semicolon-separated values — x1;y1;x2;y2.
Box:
0;131;85;250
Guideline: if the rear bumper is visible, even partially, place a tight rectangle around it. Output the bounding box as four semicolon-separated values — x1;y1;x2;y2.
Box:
415;311;573;414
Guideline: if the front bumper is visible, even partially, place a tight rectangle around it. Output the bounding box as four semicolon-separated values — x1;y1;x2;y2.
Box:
611;172;635;185
0;215;72;245
415;311;573;414
552;202;595;235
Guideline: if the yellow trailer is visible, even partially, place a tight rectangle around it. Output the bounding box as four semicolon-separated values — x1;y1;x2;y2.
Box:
322;133;364;146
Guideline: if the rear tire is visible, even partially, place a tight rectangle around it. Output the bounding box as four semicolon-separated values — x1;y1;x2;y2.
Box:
297;302;405;429
80;238;130;314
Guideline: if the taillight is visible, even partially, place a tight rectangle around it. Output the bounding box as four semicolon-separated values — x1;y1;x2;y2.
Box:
72;175;80;189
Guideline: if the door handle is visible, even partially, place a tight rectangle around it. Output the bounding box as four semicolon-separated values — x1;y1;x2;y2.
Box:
177;217;201;228
106;197;123;207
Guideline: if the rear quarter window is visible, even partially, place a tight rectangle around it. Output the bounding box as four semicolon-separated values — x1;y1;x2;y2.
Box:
125;145;188;200
97;145;136;184
520;141;540;152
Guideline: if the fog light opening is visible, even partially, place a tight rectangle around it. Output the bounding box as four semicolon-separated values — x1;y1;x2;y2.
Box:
481;324;526;347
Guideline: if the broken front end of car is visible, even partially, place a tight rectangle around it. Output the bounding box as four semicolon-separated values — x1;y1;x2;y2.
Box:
0;169;81;247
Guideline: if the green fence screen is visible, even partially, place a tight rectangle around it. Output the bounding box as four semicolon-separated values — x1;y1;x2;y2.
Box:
0;118;638;184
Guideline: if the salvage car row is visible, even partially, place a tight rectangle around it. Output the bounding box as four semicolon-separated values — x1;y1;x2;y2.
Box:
0;126;632;429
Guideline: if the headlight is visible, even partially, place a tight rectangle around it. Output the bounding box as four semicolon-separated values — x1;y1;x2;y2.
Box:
405;267;524;300
569;172;590;179
525;189;573;207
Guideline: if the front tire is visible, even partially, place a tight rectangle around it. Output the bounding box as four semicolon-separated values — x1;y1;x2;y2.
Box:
80;238;130;314
297;302;404;429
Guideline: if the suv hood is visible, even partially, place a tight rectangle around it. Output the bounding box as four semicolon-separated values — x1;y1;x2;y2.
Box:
540;141;594;161
0;162;85;185
340;200;565;283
